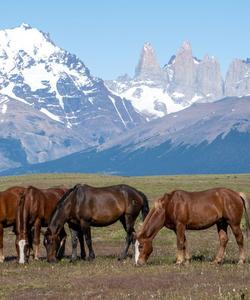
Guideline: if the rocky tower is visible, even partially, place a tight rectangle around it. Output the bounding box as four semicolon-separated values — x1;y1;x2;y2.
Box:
165;41;223;103
174;41;196;86
225;59;250;96
196;54;224;100
134;42;164;82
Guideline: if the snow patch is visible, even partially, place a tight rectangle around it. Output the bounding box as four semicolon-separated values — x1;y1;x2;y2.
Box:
40;108;63;123
109;96;127;128
1;103;7;114
120;85;185;118
172;92;185;98
0;82;33;105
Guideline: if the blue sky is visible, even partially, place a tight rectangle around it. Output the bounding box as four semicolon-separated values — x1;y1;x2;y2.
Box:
1;0;249;79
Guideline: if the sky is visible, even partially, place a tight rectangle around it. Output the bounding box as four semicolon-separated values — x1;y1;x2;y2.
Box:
0;0;249;79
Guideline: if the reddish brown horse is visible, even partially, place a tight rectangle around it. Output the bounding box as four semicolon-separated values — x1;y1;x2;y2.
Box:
135;188;250;265
16;186;68;263
0;186;26;262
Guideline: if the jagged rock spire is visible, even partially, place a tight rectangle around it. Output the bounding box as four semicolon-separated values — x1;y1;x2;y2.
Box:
134;42;163;81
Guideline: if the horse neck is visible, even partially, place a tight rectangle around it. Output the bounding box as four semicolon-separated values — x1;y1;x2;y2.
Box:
49;190;74;235
139;206;166;241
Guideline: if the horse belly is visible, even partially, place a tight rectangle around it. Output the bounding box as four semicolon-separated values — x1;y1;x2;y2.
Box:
186;205;222;230
89;211;122;226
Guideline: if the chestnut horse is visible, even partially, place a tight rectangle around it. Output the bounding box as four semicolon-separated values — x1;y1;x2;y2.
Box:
135;188;250;265
16;186;69;263
0;186;26;262
44;184;149;262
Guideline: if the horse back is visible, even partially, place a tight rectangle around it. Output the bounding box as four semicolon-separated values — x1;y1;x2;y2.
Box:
19;186;67;226
165;188;243;229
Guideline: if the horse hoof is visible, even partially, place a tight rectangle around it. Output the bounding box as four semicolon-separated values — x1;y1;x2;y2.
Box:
34;257;40;261
118;255;127;261
87;256;95;261
0;256;5;263
211;259;223;265
238;260;245;265
175;260;185;265
184;259;190;265
70;257;78;263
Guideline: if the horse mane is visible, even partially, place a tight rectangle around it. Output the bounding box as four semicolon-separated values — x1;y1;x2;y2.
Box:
53;184;81;210
154;195;167;209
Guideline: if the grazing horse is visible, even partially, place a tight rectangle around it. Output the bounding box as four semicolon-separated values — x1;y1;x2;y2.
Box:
16;186;69;263
135;188;250;266
0;186;26;262
44;184;149;263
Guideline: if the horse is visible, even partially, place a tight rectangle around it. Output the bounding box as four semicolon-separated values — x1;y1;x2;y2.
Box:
44;184;149;263
15;186;70;263
135;188;250;266
0;186;26;262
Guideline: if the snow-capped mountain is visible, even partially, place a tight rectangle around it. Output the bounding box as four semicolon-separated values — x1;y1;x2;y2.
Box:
3;96;250;175
106;41;224;119
0;23;144;131
0;23;145;170
105;42;177;119
107;41;250;120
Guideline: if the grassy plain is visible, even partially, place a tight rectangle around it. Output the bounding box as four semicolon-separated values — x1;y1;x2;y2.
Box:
0;173;250;299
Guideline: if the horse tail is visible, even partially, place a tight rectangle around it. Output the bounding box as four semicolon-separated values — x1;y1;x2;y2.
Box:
138;190;149;221
239;192;250;237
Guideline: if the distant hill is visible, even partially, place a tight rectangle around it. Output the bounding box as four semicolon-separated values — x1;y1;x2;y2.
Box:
2;96;250;176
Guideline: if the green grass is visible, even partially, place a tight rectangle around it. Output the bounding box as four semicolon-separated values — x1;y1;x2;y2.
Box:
0;173;250;299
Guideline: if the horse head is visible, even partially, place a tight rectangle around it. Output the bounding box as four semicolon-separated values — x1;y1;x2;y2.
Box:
44;227;61;263
134;233;153;266
134;194;167;266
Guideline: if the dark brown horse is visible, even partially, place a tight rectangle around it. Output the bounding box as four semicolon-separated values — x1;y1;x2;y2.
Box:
0;186;26;262
44;184;149;262
135;188;250;265
16;186;69;263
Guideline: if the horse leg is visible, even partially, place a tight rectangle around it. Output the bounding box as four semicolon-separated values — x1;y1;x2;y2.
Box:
77;229;86;260
0;223;4;262
118;215;135;260
57;228;67;260
27;227;34;259
213;222;228;264
184;235;191;263
33;220;41;260
84;227;95;260
176;223;186;265
230;224;245;264
70;228;79;262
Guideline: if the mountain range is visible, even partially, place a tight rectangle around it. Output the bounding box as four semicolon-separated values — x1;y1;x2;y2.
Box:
2;95;250;175
106;41;250;119
0;24;250;175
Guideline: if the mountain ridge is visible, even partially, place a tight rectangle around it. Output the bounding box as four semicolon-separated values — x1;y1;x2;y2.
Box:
2;96;250;176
